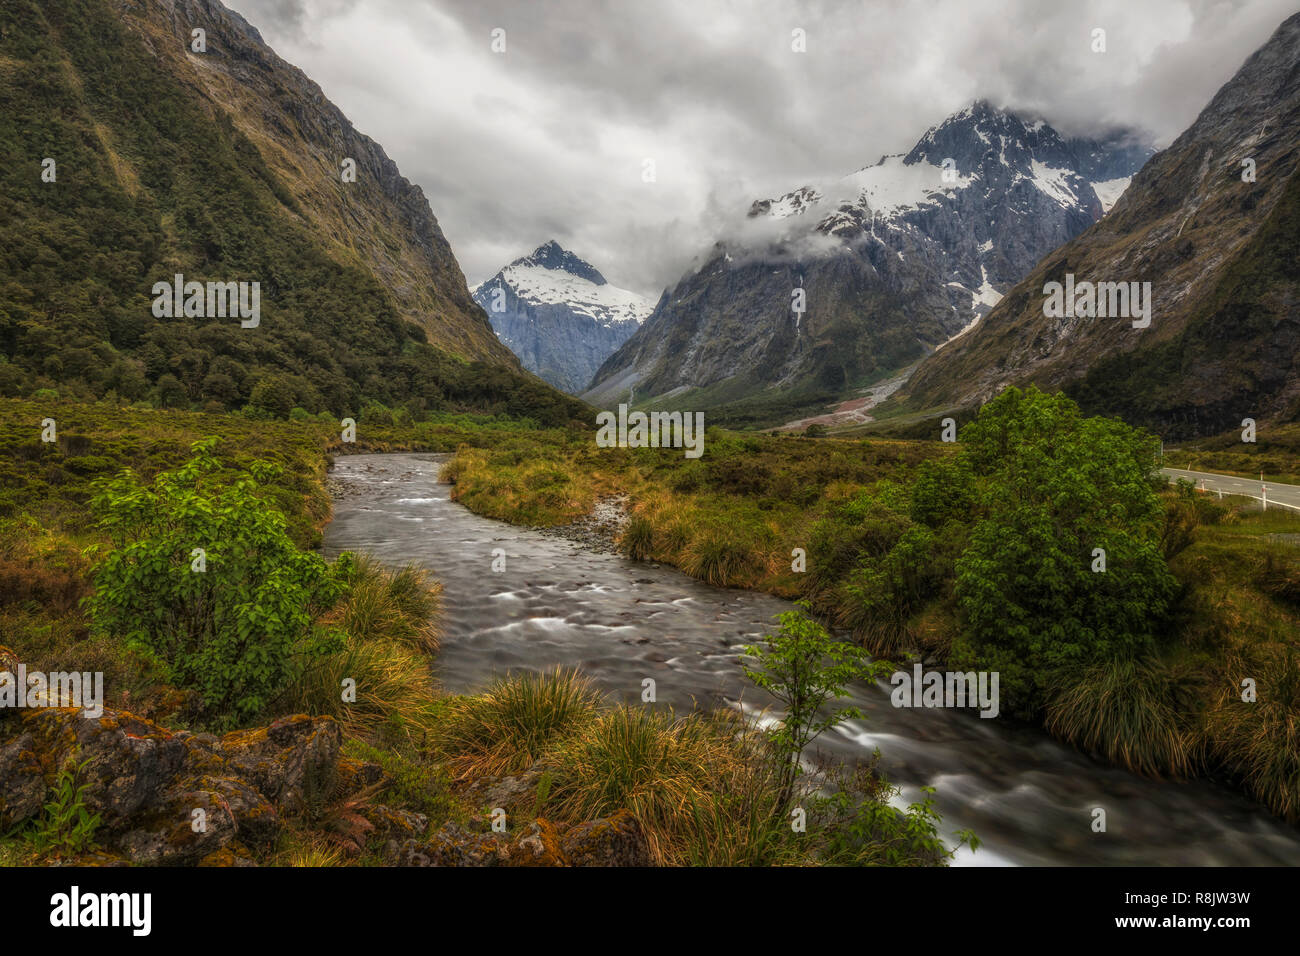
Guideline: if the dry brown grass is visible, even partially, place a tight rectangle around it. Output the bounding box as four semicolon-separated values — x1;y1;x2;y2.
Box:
434;668;602;778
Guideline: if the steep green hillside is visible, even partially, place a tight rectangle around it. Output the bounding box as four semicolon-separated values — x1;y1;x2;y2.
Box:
0;0;583;425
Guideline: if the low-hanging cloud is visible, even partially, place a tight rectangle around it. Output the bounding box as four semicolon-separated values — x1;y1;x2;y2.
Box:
228;0;1298;298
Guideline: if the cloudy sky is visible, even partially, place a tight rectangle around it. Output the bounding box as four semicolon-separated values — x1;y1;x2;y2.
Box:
230;0;1297;298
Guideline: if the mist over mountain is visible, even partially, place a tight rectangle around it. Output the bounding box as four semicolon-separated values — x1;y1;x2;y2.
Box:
585;102;1153;417
900;12;1300;440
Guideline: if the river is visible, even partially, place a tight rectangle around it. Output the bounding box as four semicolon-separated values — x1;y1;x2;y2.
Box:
321;452;1300;866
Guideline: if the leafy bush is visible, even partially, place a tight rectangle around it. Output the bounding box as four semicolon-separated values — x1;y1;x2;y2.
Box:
811;764;978;866
742;603;882;802
87;438;348;725
909;455;974;527
951;387;1178;714
807;487;910;594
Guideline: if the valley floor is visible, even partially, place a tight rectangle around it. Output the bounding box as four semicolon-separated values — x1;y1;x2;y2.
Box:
1;397;1297;867
442;408;1300;827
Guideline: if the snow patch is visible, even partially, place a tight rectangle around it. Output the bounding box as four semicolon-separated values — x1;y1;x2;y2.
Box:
834;154;973;218
1029;160;1080;208
1092;176;1131;213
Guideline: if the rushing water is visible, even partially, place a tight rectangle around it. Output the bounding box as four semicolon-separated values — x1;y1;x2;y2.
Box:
322;453;1300;866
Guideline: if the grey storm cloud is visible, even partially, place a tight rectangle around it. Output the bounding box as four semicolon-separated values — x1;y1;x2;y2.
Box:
228;0;1299;298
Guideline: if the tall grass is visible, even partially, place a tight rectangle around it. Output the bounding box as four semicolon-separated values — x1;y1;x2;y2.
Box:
283;553;442;741
285;635;440;742
1205;646;1300;822
435;668;602;778
682;527;762;587
1045;656;1200;779
333;554;441;653
620;516;655;561
547;706;785;865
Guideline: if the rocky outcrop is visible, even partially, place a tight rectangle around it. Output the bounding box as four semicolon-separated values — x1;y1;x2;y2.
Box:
0;695;340;864
0;648;653;866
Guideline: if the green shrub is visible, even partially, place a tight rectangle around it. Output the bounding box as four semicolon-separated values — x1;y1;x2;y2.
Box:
952;387;1178;714
87;438;348;726
742;602;882;802
812;770;978;866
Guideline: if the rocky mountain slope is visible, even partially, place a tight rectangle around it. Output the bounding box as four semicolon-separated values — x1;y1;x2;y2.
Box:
0;0;585;420
900;13;1300;440
472;241;650;393
116;0;511;364
586;102;1152;418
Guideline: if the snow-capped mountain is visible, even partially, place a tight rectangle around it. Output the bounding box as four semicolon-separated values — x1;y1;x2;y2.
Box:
586;101;1153;413
902;13;1300;439
473;241;652;393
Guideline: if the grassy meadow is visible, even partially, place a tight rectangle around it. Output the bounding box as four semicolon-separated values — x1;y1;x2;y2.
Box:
0;396;955;866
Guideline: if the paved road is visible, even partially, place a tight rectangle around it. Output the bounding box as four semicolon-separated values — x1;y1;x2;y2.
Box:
1162;467;1300;512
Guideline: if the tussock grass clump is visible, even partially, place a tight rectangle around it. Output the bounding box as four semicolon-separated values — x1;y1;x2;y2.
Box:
1205;646;1300;822
674;754;798;866
277;838;349;868
838;611;912;659
285;635;439;742
1045;656;1201;780
683;527;761;587
284;553;443;741
620;516;655;561
334;554;441;653
436;668;601;778
660;520;691;558
1258;547;1300;608
548;706;780;865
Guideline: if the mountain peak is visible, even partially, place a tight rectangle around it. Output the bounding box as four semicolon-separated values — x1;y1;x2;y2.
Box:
905;101;1065;173
898;10;1300;438
514;241;607;285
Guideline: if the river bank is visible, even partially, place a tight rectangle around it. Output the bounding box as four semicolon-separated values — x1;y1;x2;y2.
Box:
323;452;1300;865
434;402;1300;835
